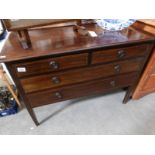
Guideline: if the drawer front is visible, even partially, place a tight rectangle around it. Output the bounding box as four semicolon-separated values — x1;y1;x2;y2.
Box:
27;72;138;108
21;58;143;93
14;53;88;77
92;44;148;64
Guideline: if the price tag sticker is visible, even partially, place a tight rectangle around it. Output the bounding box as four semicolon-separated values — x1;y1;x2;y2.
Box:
17;67;26;72
0;56;6;59
88;31;98;37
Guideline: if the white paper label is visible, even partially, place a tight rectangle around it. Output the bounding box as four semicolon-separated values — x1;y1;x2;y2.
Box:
88;31;98;37
17;67;26;72
0;56;6;59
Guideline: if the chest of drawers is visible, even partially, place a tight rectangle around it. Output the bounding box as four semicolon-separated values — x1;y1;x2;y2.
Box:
1;24;155;125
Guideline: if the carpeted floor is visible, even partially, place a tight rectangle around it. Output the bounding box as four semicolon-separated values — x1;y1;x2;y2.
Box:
1;90;155;135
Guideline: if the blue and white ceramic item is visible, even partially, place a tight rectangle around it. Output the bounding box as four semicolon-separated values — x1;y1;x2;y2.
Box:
96;19;136;31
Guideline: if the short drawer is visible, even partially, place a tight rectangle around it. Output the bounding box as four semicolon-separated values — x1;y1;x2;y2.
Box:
92;44;148;64
21;58;143;93
14;53;88;77
27;72;138;108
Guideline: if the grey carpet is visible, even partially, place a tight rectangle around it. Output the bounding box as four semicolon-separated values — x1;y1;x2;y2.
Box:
1;90;155;135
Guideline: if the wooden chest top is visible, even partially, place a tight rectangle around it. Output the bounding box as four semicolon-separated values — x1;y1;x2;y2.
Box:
1;24;155;62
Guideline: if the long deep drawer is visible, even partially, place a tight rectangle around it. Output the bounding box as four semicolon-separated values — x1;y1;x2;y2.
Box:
14;53;88;77
27;72;138;108
21;58;144;93
92;44;148;64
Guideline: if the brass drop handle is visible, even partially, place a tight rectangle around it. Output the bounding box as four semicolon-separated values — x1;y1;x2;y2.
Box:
114;64;121;73
110;80;116;87
117;50;126;58
55;92;62;99
52;76;60;84
49;61;59;69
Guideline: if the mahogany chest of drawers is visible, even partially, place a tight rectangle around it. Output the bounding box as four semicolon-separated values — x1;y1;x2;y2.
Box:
1;24;155;125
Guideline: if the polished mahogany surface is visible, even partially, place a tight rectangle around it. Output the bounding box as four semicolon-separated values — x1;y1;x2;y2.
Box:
27;72;138;108
2;23;155;126
92;44;148;64
21;58;143;93
14;53;88;78
0;24;155;62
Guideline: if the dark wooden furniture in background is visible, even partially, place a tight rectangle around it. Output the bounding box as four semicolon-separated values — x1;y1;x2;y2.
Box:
132;20;155;99
2;19;83;49
0;23;155;125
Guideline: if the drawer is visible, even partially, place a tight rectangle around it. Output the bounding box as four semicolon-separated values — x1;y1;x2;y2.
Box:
14;53;88;77
92;44;148;64
27;72;138;108
21;58;143;93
